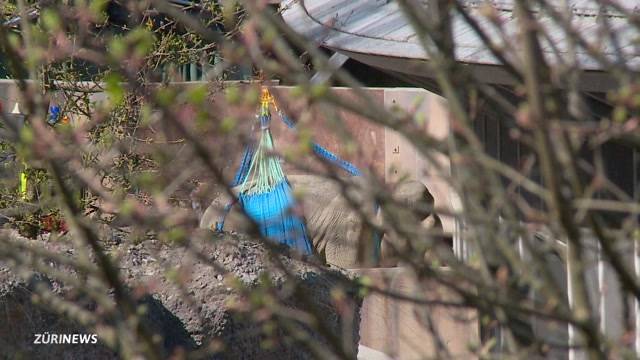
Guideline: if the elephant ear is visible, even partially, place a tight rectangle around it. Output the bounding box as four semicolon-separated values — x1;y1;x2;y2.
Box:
312;194;367;269
290;174;378;268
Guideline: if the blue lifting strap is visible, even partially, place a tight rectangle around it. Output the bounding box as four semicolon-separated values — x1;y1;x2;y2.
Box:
311;143;362;176
231;143;255;187
277;110;362;177
217;143;254;232
215;200;237;232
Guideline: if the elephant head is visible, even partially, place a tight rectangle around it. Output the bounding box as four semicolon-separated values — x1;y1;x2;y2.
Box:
378;180;443;267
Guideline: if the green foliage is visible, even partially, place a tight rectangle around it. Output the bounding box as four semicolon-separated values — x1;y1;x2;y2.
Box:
40;9;62;32
0;2;17;16
13;210;42;238
187;84;208;105
89;0;110;21
105;72;125;105
108;37;128;61
2;0;235;236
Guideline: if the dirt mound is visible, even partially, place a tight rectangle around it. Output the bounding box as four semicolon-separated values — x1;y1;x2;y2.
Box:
0;230;361;359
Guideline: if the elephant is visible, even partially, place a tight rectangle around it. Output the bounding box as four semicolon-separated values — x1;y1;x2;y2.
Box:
199;175;442;268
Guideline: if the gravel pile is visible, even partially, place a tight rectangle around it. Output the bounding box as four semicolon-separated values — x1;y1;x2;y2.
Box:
0;229;362;359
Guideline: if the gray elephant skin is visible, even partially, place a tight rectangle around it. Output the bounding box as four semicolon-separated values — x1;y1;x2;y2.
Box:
199;175;441;268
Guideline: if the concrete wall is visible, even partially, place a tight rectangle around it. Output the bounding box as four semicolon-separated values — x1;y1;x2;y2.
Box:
354;268;478;359
383;88;453;234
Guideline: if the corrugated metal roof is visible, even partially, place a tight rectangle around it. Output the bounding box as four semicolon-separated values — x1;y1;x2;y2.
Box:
281;0;640;72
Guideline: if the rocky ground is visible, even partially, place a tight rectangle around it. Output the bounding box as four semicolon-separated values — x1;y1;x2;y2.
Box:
0;229;362;359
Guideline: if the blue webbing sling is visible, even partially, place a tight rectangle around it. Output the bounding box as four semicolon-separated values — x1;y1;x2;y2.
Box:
217;89;379;258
